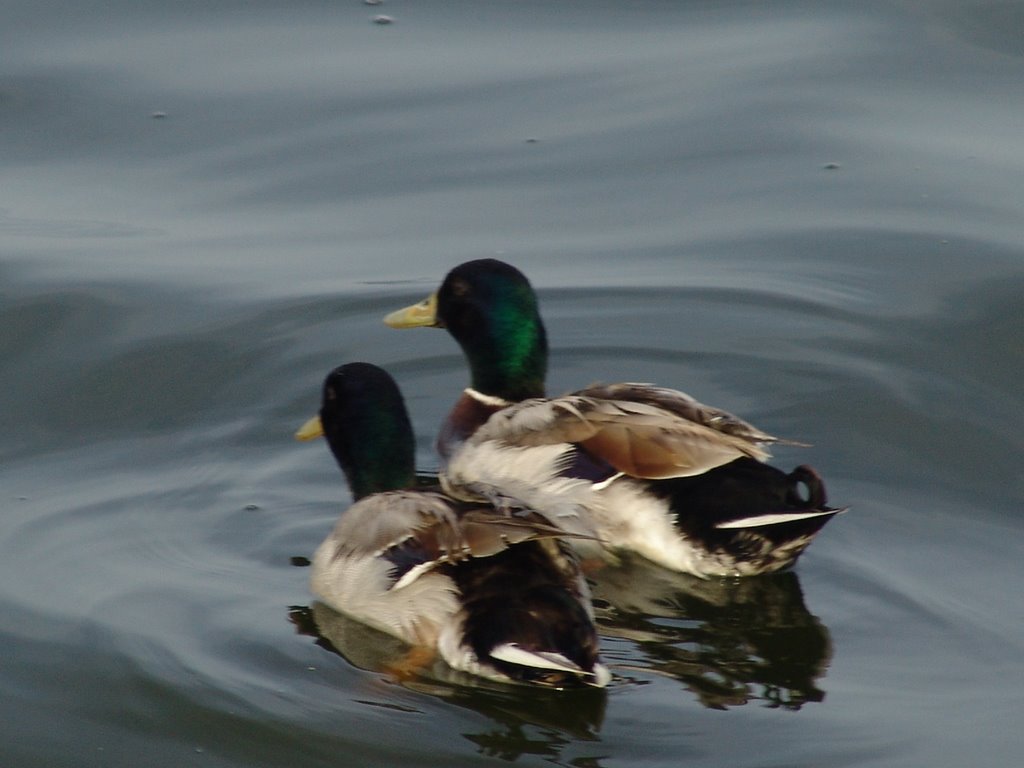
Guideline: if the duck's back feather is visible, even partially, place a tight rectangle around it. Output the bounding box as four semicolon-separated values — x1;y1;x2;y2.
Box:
574;382;787;445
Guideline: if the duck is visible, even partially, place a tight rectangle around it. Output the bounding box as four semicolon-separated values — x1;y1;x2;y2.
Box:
295;361;610;687
383;259;845;577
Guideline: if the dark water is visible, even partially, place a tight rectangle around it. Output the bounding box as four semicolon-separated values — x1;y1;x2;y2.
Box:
3;1;1023;766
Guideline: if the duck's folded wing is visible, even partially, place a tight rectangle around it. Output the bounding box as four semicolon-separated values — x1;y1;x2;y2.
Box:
456;508;594;556
470;394;771;480
575;382;803;446
329;491;590;590
329;491;460;559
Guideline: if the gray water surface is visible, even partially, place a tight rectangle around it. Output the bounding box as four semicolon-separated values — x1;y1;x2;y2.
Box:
2;1;1023;766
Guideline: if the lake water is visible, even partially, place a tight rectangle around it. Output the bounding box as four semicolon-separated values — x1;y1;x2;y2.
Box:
2;1;1023;766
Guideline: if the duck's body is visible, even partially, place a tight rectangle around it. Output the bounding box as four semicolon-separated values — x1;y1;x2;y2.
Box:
385;259;844;577
298;362;608;687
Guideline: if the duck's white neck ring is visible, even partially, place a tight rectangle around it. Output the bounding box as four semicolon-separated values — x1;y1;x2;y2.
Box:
464;388;512;407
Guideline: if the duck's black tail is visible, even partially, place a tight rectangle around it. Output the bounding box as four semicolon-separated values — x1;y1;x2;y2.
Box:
658;458;846;572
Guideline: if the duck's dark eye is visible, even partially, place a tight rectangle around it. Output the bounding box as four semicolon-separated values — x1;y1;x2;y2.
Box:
325;386;337;401
450;278;470;298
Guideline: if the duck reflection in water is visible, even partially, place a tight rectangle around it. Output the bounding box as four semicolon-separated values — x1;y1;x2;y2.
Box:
290;548;831;715
591;555;831;710
289;601;607;760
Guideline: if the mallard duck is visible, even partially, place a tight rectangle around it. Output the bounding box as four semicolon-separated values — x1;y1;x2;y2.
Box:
295;361;609;687
384;259;845;577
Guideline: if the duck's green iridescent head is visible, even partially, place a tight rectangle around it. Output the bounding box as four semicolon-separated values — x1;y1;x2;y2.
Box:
296;362;415;499
385;259;548;401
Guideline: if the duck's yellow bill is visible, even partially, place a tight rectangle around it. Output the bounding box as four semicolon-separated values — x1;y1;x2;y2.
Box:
295;415;324;441
383;293;441;328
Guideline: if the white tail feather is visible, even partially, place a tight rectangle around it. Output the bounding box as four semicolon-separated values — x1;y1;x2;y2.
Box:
490;643;610;685
715;507;844;529
489;643;585;674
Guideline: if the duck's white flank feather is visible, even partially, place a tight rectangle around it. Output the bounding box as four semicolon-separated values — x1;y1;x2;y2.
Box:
442;441;599;539
588;478;708;575
310;534;459;647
